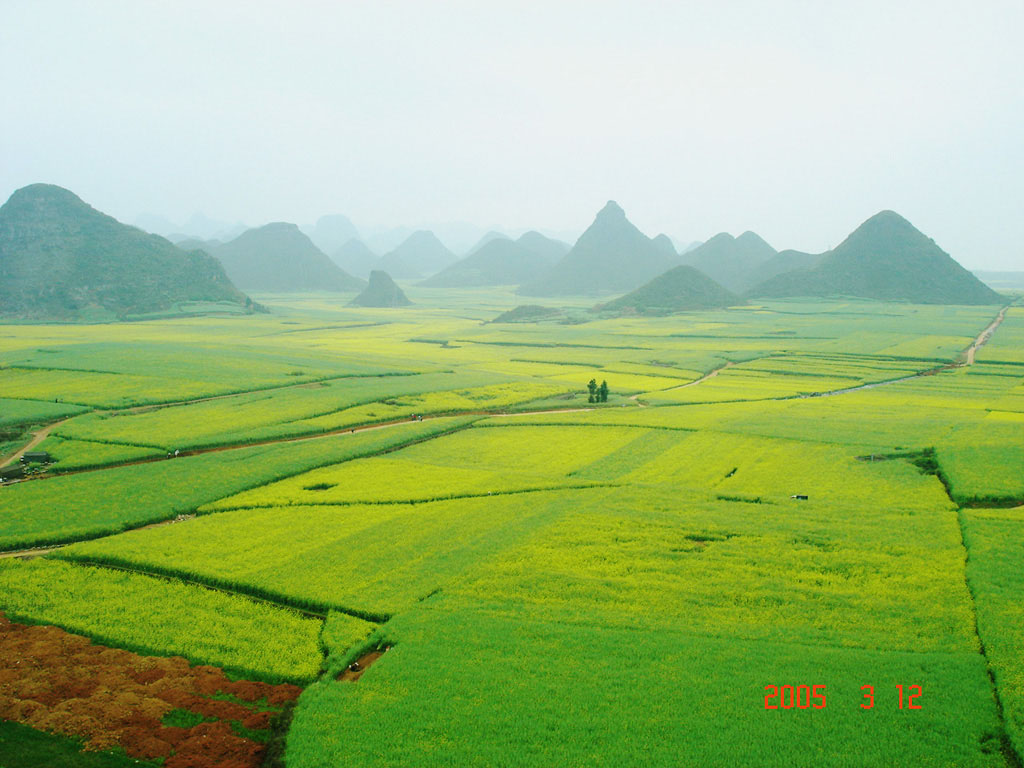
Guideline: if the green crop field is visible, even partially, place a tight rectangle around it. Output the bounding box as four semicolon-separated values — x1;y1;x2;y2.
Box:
1;291;1021;767
0;558;322;683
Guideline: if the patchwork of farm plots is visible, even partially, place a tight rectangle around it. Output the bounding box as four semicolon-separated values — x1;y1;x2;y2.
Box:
0;293;1021;767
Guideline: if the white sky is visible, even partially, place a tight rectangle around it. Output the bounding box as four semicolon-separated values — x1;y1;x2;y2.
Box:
2;0;1022;268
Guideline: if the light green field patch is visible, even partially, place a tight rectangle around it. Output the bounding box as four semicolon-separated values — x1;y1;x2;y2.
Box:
34;435;162;470
0;397;88;427
448;485;975;653
57;488;616;617
0;558;322;683
0;418;474;550
287;602;1001;768
205;424;642;509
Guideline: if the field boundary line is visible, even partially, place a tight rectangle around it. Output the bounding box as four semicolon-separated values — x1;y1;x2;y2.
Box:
7;406;599;484
955;508;1024;768
0;420;482;553
203;482;622;513
50;555;388;623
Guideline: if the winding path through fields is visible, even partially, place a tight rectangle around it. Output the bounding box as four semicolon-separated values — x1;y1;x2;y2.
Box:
964;305;1009;365
0;418;73;469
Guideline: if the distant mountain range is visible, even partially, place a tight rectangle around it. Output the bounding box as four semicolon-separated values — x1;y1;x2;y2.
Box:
519;201;679;296
680;231;777;293
748;211;1004;305
376;231;458;279
419;232;568;288
0;184;253;321
972;271;1024;292
303;214;360;256
212;223;365;292
330;239;380;279
744;249;822;290
11;189;1004;314
350;270;412;307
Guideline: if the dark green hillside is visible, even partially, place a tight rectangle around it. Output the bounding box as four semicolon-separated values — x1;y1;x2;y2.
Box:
681;231;776;293
0;184;251;321
600;264;741;315
378;231;456;279
331;238;379;279
491;304;563;323
652;233;678;260
464;231;510;255
214;223;365;292
744;249;821;291
419;238;556;287
750;211;1004;305
516;231;570;262
349;270;412;307
518;201;677;296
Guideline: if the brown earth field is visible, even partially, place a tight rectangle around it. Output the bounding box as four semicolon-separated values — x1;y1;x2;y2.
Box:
0;613;302;767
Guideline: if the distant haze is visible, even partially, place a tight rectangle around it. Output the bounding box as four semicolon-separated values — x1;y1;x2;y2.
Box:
2;1;1021;269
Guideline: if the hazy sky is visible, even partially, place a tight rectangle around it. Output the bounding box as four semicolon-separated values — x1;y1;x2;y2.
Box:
3;1;1022;268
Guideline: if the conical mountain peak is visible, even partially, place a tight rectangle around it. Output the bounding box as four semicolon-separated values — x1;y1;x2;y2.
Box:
597;200;626;220
748;210;1003;304
518;201;677;296
350;270;412;307
0;183;250;320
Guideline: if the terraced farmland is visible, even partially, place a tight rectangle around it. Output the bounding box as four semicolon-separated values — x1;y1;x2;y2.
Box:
1;292;1021;767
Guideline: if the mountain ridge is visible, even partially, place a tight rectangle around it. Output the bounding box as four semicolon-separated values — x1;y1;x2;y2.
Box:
518;201;678;296
213;223;365;292
749;211;1004;305
0;184;253;320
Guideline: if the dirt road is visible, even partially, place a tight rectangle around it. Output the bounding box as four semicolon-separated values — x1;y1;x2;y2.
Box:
964;306;1009;365
0;418;72;469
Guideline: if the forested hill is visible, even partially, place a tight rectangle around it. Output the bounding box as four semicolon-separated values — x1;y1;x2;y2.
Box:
749;211;1004;304
0;184;252;321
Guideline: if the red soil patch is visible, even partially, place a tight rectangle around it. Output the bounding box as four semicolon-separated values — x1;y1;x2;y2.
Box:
0;613;301;767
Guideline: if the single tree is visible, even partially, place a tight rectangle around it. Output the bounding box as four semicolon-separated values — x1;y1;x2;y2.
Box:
587;378;597;403
599;380;609;402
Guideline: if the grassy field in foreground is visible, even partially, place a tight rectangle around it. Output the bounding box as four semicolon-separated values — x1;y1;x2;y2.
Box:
288;601;1003;768
0;294;1020;767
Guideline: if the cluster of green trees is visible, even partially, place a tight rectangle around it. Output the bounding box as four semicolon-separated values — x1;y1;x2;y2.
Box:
587;378;609;403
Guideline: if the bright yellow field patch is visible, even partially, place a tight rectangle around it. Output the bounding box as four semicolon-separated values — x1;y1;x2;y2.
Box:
625;430;953;509
205;424;646;509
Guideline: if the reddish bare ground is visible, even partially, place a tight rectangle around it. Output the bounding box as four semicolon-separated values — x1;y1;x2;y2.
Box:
0;613;301;767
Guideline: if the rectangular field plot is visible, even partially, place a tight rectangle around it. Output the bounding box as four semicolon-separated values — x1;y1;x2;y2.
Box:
641;366;868;404
53;374;560;452
286;603;1003;768
0;558;322;683
937;416;1024;503
447;485;975;653
0;398;88;428
203;425;647;509
55;487;618;618
34;435;163;471
0;418;473;550
621;430;955;509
